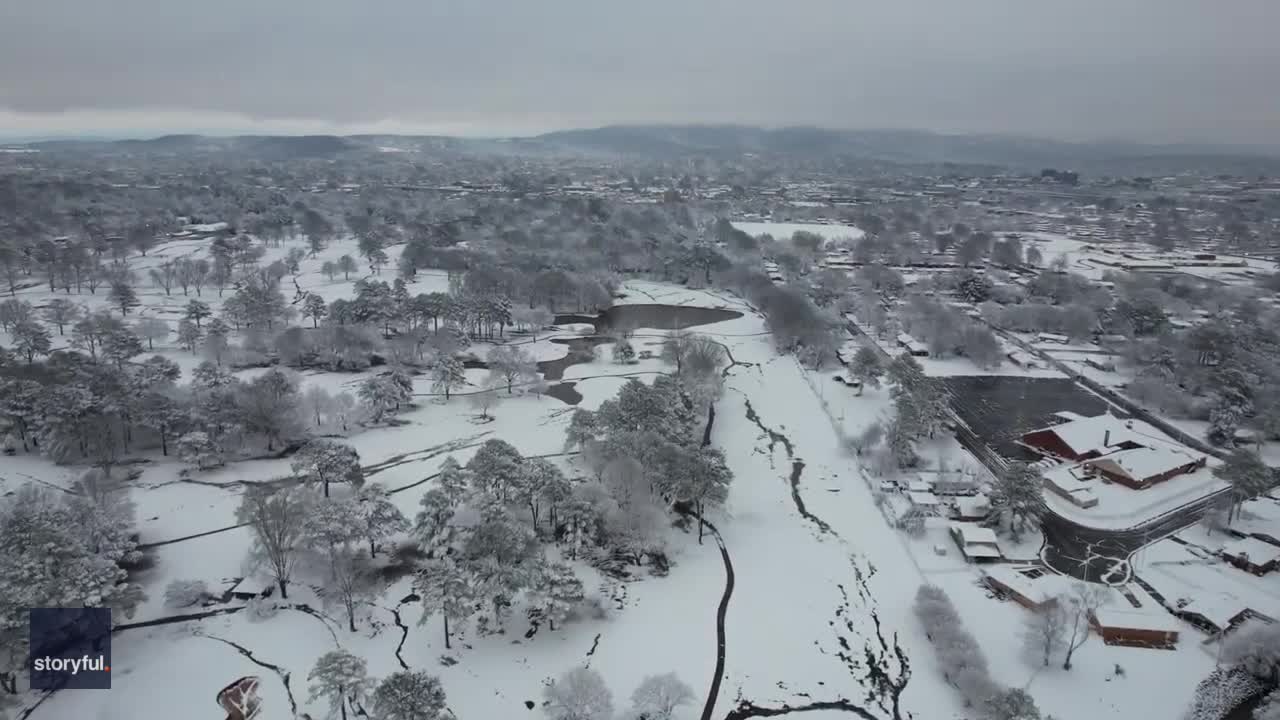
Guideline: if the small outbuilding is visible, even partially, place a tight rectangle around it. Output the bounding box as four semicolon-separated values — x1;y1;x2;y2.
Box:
951;523;1004;563
1089;608;1180;649
1221;537;1280;576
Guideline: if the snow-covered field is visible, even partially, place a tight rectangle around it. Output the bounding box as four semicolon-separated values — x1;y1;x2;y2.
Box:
7;230;1224;720
732;220;865;246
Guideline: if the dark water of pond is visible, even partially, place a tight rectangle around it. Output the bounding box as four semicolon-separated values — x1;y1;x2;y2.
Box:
537;336;612;380
553;303;742;334
535;303;741;405
544;381;583;405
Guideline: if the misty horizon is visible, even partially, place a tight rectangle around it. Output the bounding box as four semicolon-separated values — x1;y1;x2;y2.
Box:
2;0;1279;148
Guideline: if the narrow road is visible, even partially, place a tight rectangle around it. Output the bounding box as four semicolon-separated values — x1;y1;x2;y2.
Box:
699;518;736;720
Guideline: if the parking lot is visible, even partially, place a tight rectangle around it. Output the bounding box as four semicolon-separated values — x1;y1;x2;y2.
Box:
939;376;1124;462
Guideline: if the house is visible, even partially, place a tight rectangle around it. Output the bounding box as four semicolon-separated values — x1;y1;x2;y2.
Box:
1221;537;1280;576
1082;445;1208;490
907;478;934;494
1020;412;1207;489
228;576;276;601
1021;412;1145;461
1089;608;1180;649
896;333;930;357
982;564;1069;608
952;494;991;521
1007;351;1040;369
1173;595;1258;635
950;523;1004;563
1085;356;1116;372
934;477;981;497
908;491;942;515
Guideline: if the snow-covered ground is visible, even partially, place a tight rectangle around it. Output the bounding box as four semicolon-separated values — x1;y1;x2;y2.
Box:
1021;231;1279;286
732;220;865;246
13;251;1222;720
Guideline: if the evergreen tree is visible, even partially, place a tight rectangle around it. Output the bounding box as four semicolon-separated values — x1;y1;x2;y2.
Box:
109;280;140;316
414;557;476;649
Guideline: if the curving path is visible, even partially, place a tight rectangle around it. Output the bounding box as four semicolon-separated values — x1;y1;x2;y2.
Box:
698;518;736;720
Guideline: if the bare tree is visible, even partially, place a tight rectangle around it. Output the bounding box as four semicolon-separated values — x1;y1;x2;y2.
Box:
236;486;311;599
1022;599;1068;667
1062;583;1109;670
468;387;499;420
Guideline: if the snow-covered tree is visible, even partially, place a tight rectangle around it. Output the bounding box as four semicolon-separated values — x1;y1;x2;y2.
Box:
414;557;476;649
40;298;80;335
176;319;202;352
887;352;926;397
435;456;471;506
514;457;565;531
611;338;636;364
371;671;448;720
1223;619;1280;686
307;649;373;720
462;505;542;627
985;688;1042;720
849;346;884;395
415;489;455;546
184;299;212;327
163;579;211;608
321;260;339;281
359;375;411;423
536;562;584;630
338;254;359;280
355;483;408;557
109;280;140;316
10;320;51;363
101;324;144;368
302;497;363;550
237;486;311;599
544;666;614;720
629;673;695;720
488;344;537;394
304;385;334;428
0;484;142;694
176;430;226;470
988;462;1046;541
467;438;524;502
134;317;170;350
1022;599;1068;667
668;446;732;543
303;293;328;328
429;353;467;400
203;317;230;365
1061;583;1109;670
323;542;375;633
1215;449;1272;523
565;408;600;451
235;368;303;451
468;386;499;420
292;439;364;498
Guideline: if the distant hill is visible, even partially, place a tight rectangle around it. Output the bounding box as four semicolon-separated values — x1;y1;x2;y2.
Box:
527;125;1280;175
16;125;1280;174
31;133;357;159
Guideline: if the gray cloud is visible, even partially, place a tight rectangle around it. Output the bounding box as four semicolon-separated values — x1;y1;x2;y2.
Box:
1;0;1277;144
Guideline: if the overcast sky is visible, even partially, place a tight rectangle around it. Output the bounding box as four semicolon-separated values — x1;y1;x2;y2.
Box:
2;0;1278;145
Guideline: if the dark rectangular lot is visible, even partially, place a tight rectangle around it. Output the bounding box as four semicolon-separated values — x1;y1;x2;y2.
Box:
939;376;1125;462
